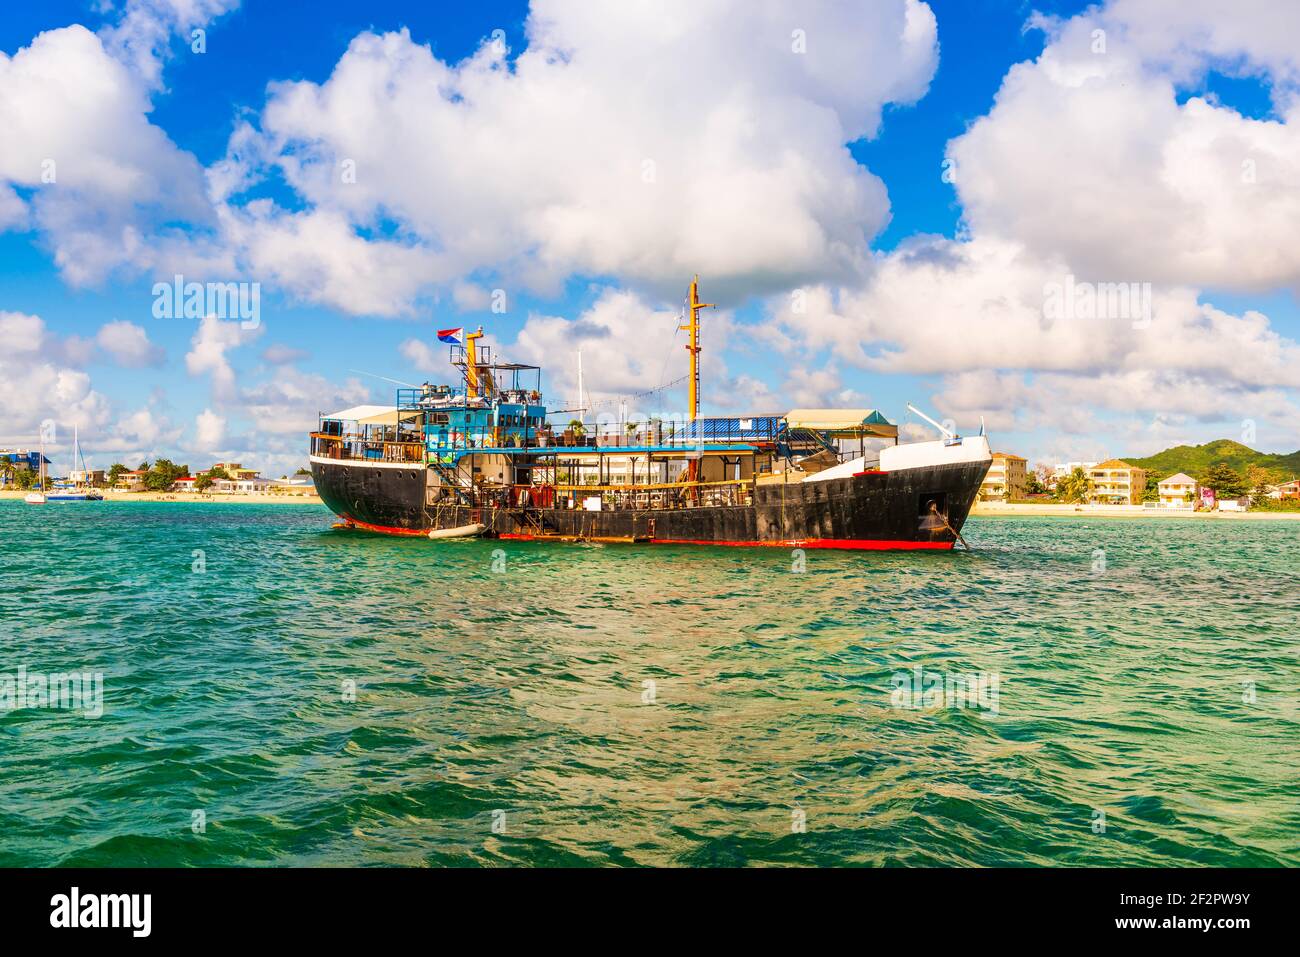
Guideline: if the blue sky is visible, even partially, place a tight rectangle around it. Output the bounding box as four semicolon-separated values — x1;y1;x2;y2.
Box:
2;0;1297;477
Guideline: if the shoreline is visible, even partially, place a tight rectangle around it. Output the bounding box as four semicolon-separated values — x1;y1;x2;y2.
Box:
0;490;324;505
972;502;1300;520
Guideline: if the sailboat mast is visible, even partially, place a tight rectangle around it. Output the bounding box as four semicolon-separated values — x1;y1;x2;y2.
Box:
576;350;585;427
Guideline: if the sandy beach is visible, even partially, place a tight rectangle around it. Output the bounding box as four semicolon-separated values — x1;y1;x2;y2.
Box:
973;501;1300;520
0;490;323;505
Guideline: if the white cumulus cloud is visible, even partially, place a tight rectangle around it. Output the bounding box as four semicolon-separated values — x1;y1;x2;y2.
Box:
0;24;223;284
947;4;1300;292
0;311;113;446
217;0;937;312
764;0;1300;455
194;407;226;449
185;314;260;398
96;320;164;367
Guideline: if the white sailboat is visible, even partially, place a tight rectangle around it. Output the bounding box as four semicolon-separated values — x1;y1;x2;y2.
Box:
46;425;105;502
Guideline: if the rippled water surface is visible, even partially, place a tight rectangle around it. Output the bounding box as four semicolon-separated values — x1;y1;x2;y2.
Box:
1;500;1296;866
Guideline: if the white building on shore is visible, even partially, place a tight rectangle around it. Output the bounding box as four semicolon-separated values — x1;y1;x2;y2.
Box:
1050;461;1098;488
1156;472;1198;508
979;452;1027;501
215;476;272;494
270;477;316;496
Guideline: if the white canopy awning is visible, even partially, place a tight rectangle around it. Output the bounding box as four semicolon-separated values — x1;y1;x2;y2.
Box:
324;404;392;421
322;405;421;426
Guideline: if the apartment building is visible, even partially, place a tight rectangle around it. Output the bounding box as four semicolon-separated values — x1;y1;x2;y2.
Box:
979;452;1027;501
1088;459;1147;505
0;449;49;485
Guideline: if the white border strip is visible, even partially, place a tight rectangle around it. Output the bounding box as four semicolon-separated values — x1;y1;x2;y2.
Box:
309;454;427;471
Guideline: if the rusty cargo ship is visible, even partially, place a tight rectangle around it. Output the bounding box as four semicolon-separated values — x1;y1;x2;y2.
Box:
310;279;992;549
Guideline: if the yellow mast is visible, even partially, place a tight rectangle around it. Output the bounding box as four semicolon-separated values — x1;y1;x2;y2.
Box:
679;275;714;421
465;326;485;399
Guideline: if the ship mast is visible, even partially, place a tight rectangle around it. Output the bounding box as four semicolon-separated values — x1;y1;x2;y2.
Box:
679;276;714;422
464;327;486;399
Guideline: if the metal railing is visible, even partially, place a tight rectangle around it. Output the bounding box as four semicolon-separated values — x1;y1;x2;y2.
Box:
555;417;782;449
671;416;784;445
311;433;425;464
469;479;753;512
396;386;469;409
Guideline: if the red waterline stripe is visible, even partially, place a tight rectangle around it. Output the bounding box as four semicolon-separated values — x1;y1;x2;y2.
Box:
339;521;954;550
651;538;953;551
335;518;429;537
853;469;887;476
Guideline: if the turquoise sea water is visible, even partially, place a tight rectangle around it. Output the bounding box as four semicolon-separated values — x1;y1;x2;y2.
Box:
0;500;1296;867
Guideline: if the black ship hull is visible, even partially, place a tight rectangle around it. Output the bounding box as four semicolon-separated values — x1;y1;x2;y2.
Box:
310;458;987;550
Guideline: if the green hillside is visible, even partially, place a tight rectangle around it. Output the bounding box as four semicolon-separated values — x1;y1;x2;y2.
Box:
1122;440;1300;482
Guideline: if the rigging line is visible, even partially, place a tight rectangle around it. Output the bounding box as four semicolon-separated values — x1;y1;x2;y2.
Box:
656;304;685;395
549;306;689;413
348;369;419;389
549;373;690;412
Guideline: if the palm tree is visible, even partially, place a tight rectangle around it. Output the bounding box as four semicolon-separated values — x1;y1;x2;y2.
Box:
1056;467;1093;504
0;457;14;488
